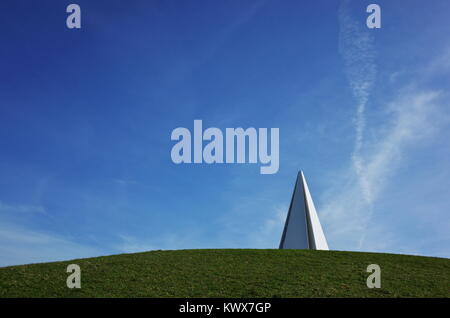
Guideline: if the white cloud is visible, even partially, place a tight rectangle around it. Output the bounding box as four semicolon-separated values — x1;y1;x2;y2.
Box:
115;234;159;253
338;0;377;206
113;179;137;186
321;85;448;251
246;204;287;248
115;228;209;253
332;1;450;256
0;223;102;267
0;201;46;215
0;202;102;267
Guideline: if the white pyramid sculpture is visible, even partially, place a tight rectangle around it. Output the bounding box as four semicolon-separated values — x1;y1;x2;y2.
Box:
279;171;329;250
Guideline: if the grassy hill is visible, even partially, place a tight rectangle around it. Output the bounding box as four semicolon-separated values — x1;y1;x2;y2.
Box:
0;249;448;297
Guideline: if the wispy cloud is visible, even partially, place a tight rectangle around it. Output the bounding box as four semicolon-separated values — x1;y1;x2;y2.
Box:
338;0;377;205
214;189;288;249
0;202;103;267
322;66;449;252
113;179;137;186
0;201;46;215
329;0;450;253
245;204;287;248
115;227;208;253
0;223;102;267
115;234;159;253
115;200;287;254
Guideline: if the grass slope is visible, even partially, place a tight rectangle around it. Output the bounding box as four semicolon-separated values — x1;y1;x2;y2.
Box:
0;249;449;297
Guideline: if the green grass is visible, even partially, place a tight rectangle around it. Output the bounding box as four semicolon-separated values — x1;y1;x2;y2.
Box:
0;249;448;297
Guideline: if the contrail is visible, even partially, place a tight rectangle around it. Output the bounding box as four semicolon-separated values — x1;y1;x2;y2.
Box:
338;0;376;206
322;2;447;252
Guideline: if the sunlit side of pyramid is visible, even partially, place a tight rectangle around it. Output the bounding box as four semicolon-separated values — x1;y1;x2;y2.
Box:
279;171;329;250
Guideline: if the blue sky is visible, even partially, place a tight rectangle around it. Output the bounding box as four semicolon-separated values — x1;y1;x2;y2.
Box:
1;0;449;267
